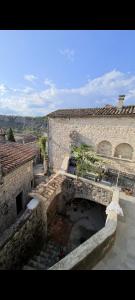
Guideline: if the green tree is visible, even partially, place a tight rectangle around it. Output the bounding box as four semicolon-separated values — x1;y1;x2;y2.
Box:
71;143;106;180
7;128;16;142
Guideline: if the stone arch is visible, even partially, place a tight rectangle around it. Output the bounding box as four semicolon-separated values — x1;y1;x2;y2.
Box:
114;143;133;160
46;194;106;247
97;140;112;157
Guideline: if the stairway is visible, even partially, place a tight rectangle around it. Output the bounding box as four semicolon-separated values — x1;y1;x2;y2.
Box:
23;240;66;270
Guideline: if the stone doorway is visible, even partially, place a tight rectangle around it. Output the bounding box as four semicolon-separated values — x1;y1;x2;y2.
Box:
16;191;23;215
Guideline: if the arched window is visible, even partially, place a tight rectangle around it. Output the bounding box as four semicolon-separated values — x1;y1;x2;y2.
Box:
97;140;112;157
114;143;133;160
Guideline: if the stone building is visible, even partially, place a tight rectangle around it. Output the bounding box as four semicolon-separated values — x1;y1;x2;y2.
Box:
15;134;37;144
47;96;135;175
0;128;6;143
0;142;37;234
15;134;41;164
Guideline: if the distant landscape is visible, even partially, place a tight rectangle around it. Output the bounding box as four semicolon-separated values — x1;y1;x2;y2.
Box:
0;115;48;136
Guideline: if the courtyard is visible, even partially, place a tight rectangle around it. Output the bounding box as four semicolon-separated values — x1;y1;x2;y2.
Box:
23;197;107;270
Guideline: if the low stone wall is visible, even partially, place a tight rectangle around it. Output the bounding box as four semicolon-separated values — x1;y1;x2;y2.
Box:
101;156;135;175
0;199;46;270
60;156;70;172
49;188;119;270
60;172;113;206
30;172;113;216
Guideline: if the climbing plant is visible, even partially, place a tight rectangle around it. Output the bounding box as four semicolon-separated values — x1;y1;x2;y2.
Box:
38;136;47;158
37;136;48;173
71;143;106;179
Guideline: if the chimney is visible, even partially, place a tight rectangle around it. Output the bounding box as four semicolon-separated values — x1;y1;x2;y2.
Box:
117;95;125;109
0;128;6;142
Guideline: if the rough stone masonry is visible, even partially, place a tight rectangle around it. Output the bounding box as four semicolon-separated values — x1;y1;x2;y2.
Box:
47;98;135;175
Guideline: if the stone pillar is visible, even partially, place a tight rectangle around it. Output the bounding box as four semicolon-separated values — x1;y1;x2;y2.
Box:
112;145;116;158
43;158;48;175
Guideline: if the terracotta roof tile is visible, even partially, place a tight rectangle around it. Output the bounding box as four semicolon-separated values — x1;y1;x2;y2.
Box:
0;142;37;176
47;106;135;118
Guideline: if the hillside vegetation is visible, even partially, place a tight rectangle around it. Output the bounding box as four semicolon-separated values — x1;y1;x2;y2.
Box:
0;115;48;135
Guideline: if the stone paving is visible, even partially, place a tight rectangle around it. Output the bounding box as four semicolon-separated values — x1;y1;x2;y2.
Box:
93;193;135;270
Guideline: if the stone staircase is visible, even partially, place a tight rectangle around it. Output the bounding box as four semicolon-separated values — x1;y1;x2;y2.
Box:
23;240;66;270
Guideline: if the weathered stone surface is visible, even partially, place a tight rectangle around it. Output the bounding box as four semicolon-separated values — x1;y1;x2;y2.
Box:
0;160;34;234
0;202;46;270
48;116;135;174
0;172;117;270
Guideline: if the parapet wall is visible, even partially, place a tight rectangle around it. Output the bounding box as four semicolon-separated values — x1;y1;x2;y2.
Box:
49;188;119;270
30;172;113;213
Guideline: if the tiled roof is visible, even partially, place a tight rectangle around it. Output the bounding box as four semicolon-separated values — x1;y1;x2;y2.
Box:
0;143;37;176
47;106;135;118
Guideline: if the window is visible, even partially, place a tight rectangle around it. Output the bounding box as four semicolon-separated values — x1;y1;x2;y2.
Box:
31;180;33;188
114;143;133;160
16;192;23;215
97;140;112;157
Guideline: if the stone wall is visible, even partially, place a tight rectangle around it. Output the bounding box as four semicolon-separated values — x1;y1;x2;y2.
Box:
0;160;34;234
30;172;113;221
48;116;135;173
0;199;46;269
61;172;113;206
102;156;135;175
0;172;115;270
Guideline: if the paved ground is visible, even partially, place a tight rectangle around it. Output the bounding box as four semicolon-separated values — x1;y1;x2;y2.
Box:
93;192;135;270
33;164;47;186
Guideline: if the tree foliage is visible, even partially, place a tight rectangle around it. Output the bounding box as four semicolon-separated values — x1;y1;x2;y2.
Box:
71;143;106;179
7;128;16;142
37;136;47;159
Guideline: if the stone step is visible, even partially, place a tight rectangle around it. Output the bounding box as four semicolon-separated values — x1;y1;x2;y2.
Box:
33;254;56;264
28;259;46;270
22;240;67;270
43;243;60;251
33;255;47;264
40;251;52;258
23;265;37;270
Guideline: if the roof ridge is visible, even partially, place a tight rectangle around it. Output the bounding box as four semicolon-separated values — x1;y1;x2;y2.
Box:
47;105;135;118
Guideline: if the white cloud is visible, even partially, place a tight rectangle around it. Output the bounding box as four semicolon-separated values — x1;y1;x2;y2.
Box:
59;48;75;62
44;78;55;88
1;70;135;116
0;84;9;95
24;74;38;82
22;87;34;94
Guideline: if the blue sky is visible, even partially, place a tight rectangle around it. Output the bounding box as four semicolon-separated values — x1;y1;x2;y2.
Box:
0;30;135;116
